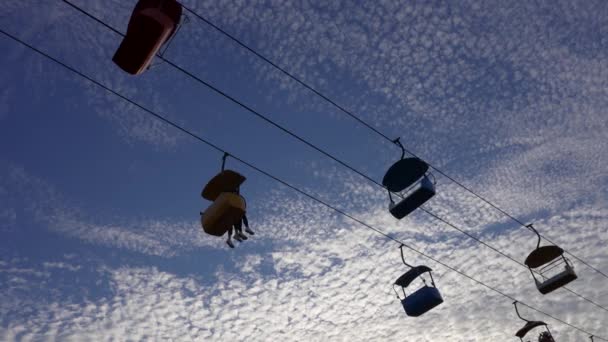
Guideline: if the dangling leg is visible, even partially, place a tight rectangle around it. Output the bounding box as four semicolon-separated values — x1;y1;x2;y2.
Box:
234;220;247;241
243;214;254;235
226;225;235;248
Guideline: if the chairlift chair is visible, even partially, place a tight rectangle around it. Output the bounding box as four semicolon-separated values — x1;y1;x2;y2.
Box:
524;224;577;295
113;0;183;75
200;154;252;246
513;301;555;342
383;139;435;220
393;245;443;317
201;170;246;236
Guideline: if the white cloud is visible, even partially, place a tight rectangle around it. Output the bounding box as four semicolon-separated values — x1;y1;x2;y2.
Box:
1;170;607;341
42;261;81;272
0;0;607;340
0;162;222;257
0;0;185;149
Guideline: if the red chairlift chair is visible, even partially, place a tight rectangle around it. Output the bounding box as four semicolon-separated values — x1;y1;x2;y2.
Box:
113;0;183;75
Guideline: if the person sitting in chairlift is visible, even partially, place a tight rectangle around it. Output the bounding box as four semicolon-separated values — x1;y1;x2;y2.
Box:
200;155;254;249
538;331;555;342
232;189;254;245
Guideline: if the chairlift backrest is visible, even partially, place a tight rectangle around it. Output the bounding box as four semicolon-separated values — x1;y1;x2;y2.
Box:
389;176;435;219
402;286;443;317
536;264;577;295
201;192;246;236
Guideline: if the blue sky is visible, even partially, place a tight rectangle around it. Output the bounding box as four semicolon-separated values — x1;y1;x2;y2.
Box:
1;0;607;340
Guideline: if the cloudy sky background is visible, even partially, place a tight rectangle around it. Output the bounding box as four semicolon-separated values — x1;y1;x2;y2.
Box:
1;0;607;340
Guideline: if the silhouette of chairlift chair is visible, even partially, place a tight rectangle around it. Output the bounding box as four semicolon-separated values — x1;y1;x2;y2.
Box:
393;245;443;317
383;138;436;220
113;0;183;75
200;153;247;238
513;301;555;342
524;224;577;295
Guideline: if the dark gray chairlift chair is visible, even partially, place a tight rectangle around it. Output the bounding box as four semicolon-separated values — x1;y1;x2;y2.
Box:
382;139;436;220
393;245;443;317
524;224;577;295
513;301;555;342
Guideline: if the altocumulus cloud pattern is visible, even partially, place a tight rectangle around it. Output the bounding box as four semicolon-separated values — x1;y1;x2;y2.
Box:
0;0;607;341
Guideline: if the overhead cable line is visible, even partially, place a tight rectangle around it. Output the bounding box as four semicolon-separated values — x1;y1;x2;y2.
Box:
57;0;608;314
56;0;608;315
1;28;605;341
175;1;608;280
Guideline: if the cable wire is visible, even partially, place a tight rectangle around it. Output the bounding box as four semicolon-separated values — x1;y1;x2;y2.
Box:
1;27;605;341
57;0;608;314
177;1;608;280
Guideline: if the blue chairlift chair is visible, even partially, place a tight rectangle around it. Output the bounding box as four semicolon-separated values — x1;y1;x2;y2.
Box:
393;245;443;317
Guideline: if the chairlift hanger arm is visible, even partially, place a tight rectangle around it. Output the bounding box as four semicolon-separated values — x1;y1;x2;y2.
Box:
400;244;414;268
392;137;406;160
526;223;542;249
221;152;229;171
513;301;528;322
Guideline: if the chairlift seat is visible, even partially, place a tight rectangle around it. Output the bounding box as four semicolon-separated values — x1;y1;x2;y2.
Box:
402;286;443;317
201;170;246;201
389;176;435;219
525;245;564;268
536;264;577;295
383;158;429;192
201;192;246;236
516;321;547;338
113;0;182;75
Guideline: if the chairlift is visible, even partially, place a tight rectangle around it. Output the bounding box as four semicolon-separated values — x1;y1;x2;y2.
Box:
113;0;183;75
383;138;435;219
513;301;555;342
200;153;253;248
524;224;577;295
393;245;443;317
